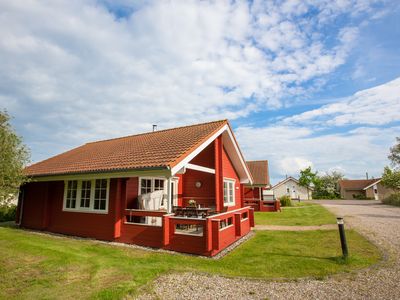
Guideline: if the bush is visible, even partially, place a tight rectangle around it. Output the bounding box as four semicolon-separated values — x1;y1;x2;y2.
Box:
279;195;292;207
382;193;400;207
0;205;17;222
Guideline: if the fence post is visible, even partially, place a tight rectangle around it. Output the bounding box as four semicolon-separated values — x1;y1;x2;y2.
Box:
211;220;220;250
234;213;241;236
162;215;170;246
249;208;255;227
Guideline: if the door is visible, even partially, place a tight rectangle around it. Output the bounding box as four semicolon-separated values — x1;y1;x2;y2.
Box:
291;186;297;199
373;184;379;200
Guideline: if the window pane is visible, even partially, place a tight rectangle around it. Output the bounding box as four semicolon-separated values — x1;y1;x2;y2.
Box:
66;180;77;209
223;182;228;203
94;179;108;211
229;182;234;203
141;179;152;194
80;180;91;208
154;179;164;191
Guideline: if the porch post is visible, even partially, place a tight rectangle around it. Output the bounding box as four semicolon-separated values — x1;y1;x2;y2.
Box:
114;178;125;239
167;177;172;213
214;136;223;212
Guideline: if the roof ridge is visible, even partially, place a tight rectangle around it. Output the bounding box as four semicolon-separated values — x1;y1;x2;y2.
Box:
247;160;268;162
86;119;228;145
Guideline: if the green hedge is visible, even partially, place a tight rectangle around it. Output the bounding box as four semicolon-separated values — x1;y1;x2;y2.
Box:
279;195;292;207
0;205;17;222
382;193;400;207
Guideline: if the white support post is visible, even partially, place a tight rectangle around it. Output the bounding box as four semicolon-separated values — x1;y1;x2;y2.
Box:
167;177;172;213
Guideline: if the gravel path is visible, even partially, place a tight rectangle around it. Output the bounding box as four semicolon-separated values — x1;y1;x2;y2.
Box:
137;201;400;300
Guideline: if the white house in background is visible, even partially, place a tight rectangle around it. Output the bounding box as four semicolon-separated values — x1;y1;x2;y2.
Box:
272;176;313;200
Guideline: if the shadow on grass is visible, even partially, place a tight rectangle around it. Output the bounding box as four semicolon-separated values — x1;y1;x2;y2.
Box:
256;251;348;263
0;221;18;228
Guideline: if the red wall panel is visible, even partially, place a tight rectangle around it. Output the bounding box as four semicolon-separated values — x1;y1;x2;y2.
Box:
221;147;242;210
21;182;47;229
125;177;139;209
22;180;118;241
244;186;260;199
117;224;163;248
190;142;215;168
182;169;215;208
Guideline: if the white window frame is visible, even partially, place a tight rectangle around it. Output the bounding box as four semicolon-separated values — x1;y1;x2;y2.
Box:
63;178;110;214
223;178;236;207
138;177;167;195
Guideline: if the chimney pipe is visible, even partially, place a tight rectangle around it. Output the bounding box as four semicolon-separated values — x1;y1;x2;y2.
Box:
366;172;369;180
152;125;157;132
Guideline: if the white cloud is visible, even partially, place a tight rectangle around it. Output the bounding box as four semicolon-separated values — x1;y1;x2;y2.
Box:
236;123;398;184
279;157;314;176
0;0;391;167
236;77;400;183
283;77;400;126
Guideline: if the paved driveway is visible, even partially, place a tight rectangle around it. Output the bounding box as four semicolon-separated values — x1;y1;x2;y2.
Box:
138;200;400;300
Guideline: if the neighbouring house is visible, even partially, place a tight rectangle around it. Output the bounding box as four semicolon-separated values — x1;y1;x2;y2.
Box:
338;178;395;200
17;120;255;257
243;160;280;212
272;176;313;200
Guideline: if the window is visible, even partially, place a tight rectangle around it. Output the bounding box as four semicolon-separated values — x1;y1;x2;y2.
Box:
66;180;77;209
139;178;166;195
63;179;109;213
220;217;233;229
223;179;235;206
140;179;152;194
94;179;107;211
80;180;91;208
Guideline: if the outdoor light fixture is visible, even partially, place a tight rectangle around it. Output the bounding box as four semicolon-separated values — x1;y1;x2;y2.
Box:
195;181;202;188
337;217;348;258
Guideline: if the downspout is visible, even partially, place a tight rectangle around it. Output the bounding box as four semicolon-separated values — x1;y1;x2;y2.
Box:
17;186;25;226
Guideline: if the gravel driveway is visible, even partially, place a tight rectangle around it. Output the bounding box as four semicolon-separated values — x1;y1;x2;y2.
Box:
137;201;400;300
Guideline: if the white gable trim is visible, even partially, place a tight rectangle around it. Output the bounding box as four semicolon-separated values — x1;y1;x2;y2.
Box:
363;179;381;190
224;126;253;184
170;125;227;176
170;124;252;184
272;177;298;190
185;163;215;174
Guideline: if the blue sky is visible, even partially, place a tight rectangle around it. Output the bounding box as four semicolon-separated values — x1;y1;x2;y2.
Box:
1;0;399;184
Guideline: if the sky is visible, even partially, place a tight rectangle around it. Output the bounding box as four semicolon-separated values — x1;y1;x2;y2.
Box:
1;0;399;184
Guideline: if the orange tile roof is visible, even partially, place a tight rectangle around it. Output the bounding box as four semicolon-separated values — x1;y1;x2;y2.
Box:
338;179;381;191
24;120;228;177
246;160;270;186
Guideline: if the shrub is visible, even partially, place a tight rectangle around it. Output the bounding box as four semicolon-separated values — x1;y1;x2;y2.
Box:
382;193;400;207
279;195;292;207
0;204;17;222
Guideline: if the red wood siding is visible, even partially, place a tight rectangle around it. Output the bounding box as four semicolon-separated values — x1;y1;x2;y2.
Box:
189;142;215;168
21;180;118;241
117;224;163;248
221;146;242;210
21;182;47;229
244;186;260;200
182;169;215;207
125;177;139;209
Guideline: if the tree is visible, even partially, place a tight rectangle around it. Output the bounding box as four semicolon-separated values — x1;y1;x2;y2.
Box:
388;137;400;168
312;171;344;199
0;110;30;205
381;167;400;190
381;137;400;192
298;166;317;200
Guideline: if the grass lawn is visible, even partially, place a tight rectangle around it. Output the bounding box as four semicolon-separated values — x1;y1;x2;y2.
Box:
255;204;337;226
0;225;380;299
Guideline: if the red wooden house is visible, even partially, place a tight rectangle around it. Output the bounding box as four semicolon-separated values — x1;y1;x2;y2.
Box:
244;160;280;212
17;120;255;256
